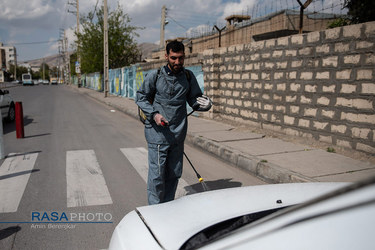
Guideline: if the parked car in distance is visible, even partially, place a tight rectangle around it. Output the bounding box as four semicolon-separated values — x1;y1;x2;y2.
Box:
43;80;49;85
12;80;20;84
51;79;58;85
109;178;375;250
0;89;15;122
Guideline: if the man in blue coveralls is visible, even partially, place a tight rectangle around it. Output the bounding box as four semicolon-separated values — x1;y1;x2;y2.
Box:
135;41;212;205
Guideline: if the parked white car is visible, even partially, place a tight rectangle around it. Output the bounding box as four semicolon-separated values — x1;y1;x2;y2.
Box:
109;178;375;250
0;89;15;122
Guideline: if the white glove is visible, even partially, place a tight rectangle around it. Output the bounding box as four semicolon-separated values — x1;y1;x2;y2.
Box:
196;95;212;111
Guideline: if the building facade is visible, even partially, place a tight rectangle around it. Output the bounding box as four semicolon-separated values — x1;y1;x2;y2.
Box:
0;48;6;83
0;43;17;71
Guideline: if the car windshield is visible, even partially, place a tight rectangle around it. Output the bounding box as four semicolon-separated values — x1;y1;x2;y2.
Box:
23;75;31;80
180;206;288;250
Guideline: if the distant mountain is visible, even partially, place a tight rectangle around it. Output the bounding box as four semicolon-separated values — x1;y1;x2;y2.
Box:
19;43;159;68
19;53;69;68
138;42;159;60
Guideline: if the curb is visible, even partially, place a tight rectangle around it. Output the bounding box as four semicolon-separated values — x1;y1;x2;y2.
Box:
185;133;316;184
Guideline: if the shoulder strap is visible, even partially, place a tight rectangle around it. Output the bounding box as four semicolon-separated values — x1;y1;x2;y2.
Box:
147;67;161;103
154;68;161;85
185;69;191;83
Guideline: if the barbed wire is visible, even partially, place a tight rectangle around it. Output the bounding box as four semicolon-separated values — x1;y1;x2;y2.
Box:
166;0;347;40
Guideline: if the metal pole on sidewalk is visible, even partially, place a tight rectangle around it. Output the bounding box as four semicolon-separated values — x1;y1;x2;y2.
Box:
15;102;25;139
0;115;4;159
77;0;81;88
103;0;109;97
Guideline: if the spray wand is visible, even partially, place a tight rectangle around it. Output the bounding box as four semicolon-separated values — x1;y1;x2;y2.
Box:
161;120;204;183
185;104;205;183
183;152;204;183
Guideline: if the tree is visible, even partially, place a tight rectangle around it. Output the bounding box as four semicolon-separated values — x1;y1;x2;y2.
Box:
70;52;77;76
39;63;50;80
50;66;59;78
344;0;375;24
9;64;28;80
327;17;350;28
32;70;40;80
75;3;141;74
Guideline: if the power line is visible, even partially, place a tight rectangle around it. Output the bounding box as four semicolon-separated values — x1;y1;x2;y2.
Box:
168;16;190;31
3;40;60;46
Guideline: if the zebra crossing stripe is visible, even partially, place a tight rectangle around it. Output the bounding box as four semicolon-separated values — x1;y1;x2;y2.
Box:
0;152;38;213
120;147;195;199
66;150;113;207
120;147;148;181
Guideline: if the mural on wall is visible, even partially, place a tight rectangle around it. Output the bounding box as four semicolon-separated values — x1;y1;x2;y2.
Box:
135;67;144;91
76;64;204;101
109;68;122;95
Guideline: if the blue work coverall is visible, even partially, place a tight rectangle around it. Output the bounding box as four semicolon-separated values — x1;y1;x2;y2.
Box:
135;66;203;205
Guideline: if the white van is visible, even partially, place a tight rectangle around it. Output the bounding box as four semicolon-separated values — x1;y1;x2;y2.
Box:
22;73;34;85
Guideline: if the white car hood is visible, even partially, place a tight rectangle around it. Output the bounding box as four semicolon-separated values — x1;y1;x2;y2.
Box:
131;183;348;250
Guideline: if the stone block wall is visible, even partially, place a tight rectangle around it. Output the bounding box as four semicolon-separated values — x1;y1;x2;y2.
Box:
202;21;375;154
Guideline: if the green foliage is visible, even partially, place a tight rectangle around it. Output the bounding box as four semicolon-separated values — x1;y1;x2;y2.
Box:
75;3;141;74
70;52;77;76
50;66;59;78
328;1;375;28
30;63;50;80
32;70;40;80
39;63;50;80
327;147;336;153
328;17;350;28
344;0;375;24
9;64;28;80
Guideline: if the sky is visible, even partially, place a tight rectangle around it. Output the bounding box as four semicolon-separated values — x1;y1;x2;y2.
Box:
0;0;347;62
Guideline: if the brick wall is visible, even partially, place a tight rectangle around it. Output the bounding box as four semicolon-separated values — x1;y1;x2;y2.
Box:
202;21;375;154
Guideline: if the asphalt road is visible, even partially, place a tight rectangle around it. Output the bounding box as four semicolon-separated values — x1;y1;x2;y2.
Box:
0;83;265;250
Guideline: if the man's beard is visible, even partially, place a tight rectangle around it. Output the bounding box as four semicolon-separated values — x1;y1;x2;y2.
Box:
168;61;183;73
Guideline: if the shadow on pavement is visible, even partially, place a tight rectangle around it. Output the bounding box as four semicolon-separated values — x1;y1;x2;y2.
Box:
5;151;42;158
185;178;242;195
2;116;34;135
0;169;40;181
0;226;21;240
24;133;51;139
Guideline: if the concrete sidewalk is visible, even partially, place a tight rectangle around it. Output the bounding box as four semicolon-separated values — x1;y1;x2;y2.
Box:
71;85;375;184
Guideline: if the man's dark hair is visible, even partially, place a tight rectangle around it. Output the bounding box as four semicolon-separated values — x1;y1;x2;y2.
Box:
166;41;185;54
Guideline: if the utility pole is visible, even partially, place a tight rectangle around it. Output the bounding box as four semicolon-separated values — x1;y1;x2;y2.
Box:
103;0;109;97
59;28;65;84
65;30;70;85
68;0;80;87
14;56;17;81
296;0;313;34
13;46;17;81
160;5;167;49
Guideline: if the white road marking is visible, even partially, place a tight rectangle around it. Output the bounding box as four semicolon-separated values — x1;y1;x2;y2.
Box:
66;150;113;207
0;152;38;213
120;147;194;199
